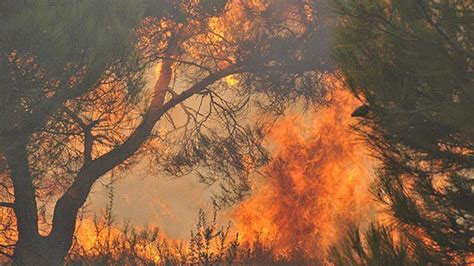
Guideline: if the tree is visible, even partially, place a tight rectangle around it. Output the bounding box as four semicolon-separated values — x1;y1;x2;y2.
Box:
333;0;473;264
330;224;416;266
0;0;332;264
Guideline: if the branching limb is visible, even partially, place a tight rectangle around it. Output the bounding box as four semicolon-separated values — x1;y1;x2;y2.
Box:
64;108;97;164
49;61;244;244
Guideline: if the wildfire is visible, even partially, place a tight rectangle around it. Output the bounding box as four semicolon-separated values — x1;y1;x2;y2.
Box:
233;81;375;260
70;217;183;264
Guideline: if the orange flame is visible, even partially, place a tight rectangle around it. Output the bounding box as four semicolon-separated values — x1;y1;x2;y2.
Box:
234;82;375;259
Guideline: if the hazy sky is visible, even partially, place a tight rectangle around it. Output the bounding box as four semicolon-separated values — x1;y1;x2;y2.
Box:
89;160;217;239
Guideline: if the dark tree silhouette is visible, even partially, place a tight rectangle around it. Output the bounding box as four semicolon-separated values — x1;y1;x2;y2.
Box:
333;0;473;264
0;0;333;264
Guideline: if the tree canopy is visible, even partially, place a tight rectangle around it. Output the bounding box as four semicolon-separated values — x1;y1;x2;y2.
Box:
333;0;473;263
0;0;334;264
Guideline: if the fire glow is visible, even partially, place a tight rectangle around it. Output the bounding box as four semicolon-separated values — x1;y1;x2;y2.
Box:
234;83;375;259
0;81;377;264
68;82;377;263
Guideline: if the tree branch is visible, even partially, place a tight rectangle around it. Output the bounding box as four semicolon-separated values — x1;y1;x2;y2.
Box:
64;108;96;164
416;0;467;56
0;202;14;208
49;61;244;244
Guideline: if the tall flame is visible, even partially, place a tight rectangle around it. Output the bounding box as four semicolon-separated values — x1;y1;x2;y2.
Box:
234;82;375;259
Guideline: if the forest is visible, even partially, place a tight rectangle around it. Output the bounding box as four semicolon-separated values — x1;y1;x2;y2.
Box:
0;0;472;265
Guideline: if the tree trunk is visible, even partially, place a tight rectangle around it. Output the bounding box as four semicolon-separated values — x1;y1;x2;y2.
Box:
3;61;241;265
13;237;67;266
5;141;39;241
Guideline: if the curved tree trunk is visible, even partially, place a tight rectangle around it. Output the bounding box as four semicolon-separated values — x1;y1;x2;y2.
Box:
2;140;51;265
5;60;175;265
4;59;242;265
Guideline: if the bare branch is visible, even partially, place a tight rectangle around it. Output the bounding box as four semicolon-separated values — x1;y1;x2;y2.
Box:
49;62;244;243
64;108;98;164
0;202;14;208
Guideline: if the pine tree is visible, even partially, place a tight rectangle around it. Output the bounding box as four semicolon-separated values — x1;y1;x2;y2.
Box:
333;0;473;264
0;1;143;264
0;0;333;264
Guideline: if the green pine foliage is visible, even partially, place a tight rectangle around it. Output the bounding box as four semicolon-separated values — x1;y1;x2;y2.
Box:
330;225;412;266
332;0;473;264
0;0;143;138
